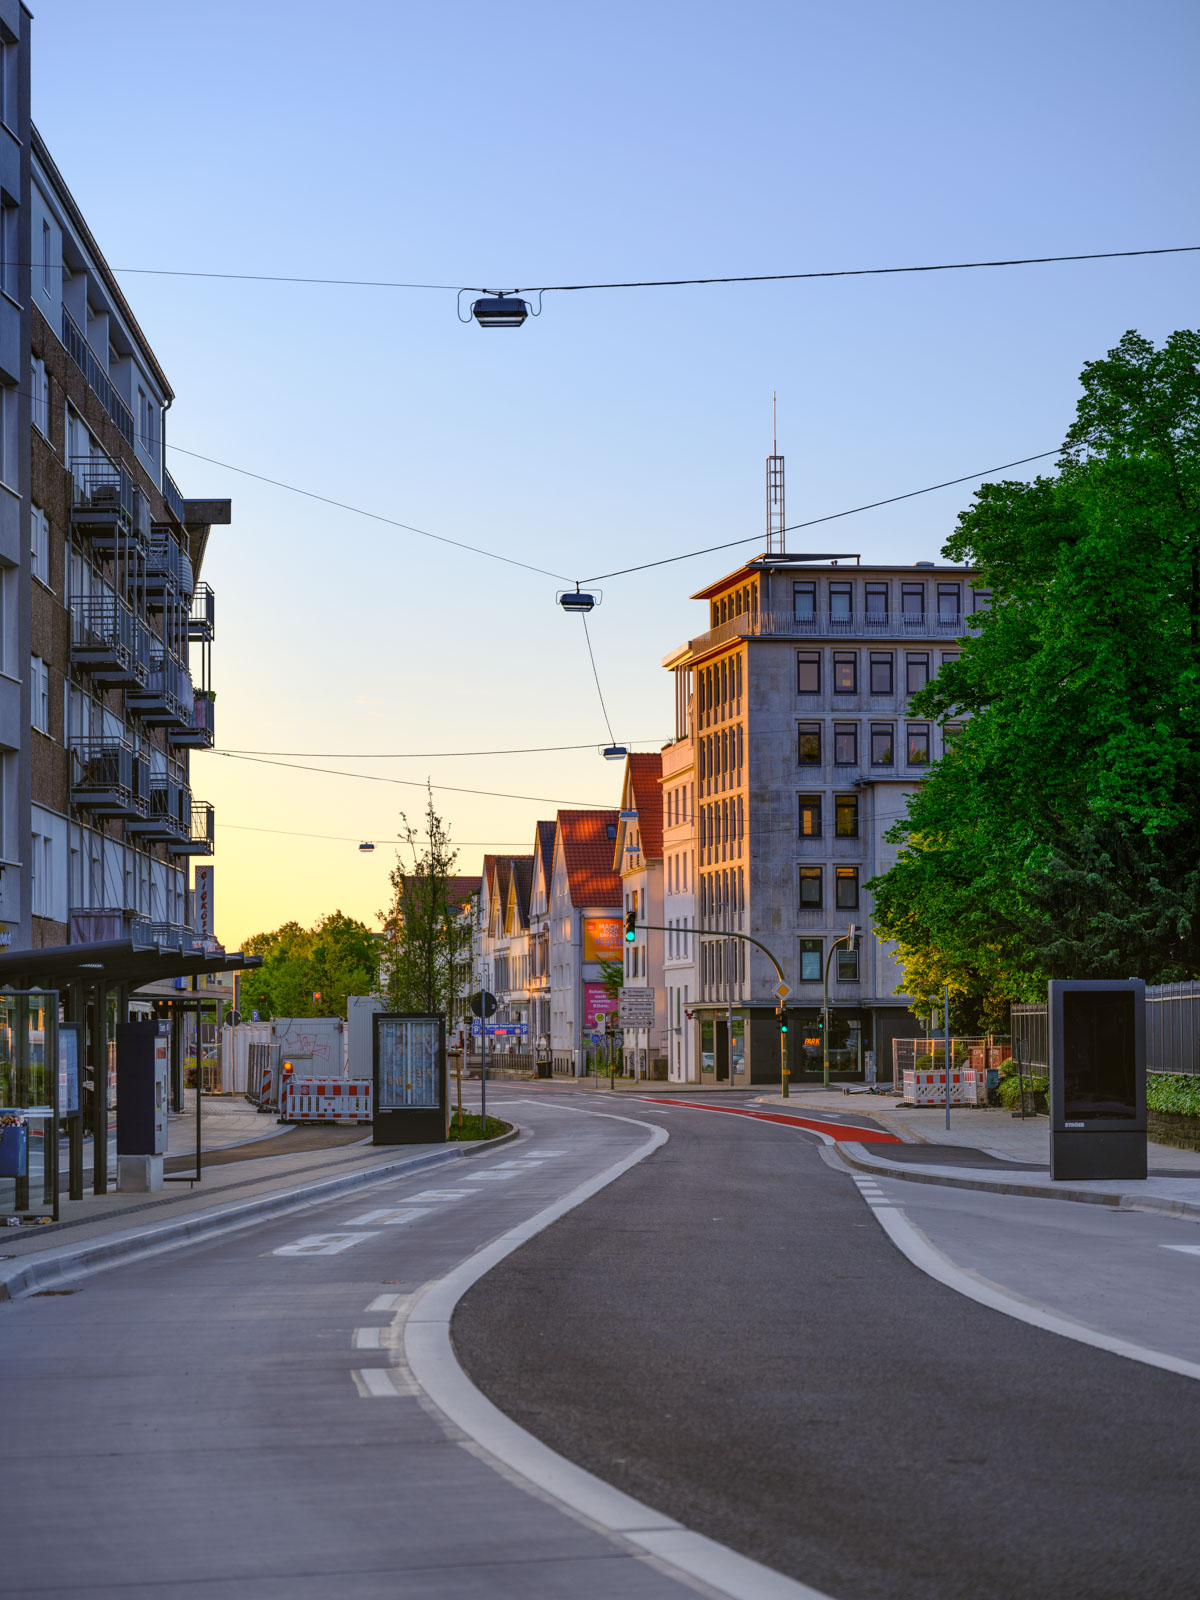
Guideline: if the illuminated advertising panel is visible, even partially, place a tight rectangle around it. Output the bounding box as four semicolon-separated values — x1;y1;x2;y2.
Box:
583;918;623;963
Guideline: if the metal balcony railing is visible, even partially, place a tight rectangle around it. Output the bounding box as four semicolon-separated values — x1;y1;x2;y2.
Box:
147;527;195;598
128;650;192;727
163;469;186;523
69;598;152;686
127;776;189;843
168;798;214;856
170;692;215;749
69;738;149;819
61;308;136;447
189;582;215;641
70;456;135;527
685;607;977;658
69;908;155;949
150;922;200;953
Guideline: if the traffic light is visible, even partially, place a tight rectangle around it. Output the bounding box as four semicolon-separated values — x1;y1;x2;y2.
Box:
776;1004;788;1033
625;910;637;942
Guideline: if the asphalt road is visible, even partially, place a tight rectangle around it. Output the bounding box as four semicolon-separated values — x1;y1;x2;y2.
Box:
455;1092;1200;1600
0;1107;705;1600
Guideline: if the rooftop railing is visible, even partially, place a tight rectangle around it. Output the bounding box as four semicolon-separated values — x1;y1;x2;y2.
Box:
69;908;155;949
61;308;136;447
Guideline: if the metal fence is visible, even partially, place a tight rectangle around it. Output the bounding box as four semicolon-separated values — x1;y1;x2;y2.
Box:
1012;982;1200;1076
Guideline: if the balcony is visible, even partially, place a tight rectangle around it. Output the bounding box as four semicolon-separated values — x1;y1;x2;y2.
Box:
69;598;151;687
684;607;977;659
125;775;188;845
69;458;145;558
168;798;214;856
61;307;136;448
170;692;215;749
127;651;193;727
189;583;215;642
69;738;150;821
70;908;155;949
146;527;195;600
150;922;201;954
163;469;186;524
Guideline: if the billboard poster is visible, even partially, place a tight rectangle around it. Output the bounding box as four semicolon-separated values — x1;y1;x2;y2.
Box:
583;983;615;1030
583;918;622;963
376;1016;440;1109
193;866;214;938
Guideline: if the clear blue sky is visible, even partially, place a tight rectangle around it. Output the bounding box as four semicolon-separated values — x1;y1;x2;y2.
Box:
31;0;1200;946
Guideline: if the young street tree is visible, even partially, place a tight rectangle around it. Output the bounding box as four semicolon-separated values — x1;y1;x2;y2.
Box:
378;788;476;1022
241;911;377;1020
868;329;1200;1021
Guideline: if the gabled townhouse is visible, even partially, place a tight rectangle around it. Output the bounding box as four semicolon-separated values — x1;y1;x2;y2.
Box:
527;819;555;1052
547;808;621;1074
614;753;666;1078
498;853;533;1043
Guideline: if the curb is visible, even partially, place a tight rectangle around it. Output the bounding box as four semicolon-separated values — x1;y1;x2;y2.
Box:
0;1124;520;1303
835;1140;1200;1221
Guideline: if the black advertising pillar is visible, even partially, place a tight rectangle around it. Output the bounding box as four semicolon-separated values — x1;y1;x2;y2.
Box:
1049;980;1147;1182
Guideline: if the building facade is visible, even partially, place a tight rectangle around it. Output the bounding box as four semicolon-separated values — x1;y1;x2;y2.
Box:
660;714;697;1080
663;557;986;1083
614;752;666;1077
547;809;620;1073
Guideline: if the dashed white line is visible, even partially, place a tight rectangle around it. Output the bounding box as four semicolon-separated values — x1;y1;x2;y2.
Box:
272;1232;380;1256
353;1327;383;1349
352;1368;409;1398
345;1207;432;1226
367;1293;406;1312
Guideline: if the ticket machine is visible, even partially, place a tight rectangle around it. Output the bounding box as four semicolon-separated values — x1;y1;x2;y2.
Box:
116;1020;171;1191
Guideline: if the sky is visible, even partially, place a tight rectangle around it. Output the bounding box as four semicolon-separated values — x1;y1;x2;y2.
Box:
30;0;1200;949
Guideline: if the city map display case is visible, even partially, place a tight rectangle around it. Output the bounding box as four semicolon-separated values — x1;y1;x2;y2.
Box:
372;1013;447;1145
0;991;60;1222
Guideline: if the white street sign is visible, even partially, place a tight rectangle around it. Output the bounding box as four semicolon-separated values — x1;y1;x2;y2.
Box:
619;987;656;1028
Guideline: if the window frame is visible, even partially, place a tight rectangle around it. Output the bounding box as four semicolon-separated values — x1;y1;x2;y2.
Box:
793;582;816;624
835;866;859;910
833;722;858;765
901;582;924;619
829;581;852;622
798;867;822;908
870;722;894;766
834;794;858;838
799;938;822;981
798;794;822;838
869;652;894;695
796;651;820;694
797;721;821;765
865;582;888;621
832;651;857;694
905;651;929;695
907;723;931;765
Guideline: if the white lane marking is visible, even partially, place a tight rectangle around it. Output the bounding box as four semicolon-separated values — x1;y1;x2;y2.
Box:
352;1367;413;1398
869;1203;1200;1382
346;1207;431;1226
461;1171;520;1182
1163;1244;1200;1256
367;1293;405;1311
493;1159;546;1169
405;1107;832;1600
273;1232;380;1256
407;1189;474;1201
345;1208;402;1224
353;1326;383;1349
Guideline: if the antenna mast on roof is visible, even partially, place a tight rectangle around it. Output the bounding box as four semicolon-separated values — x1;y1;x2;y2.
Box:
766;391;785;555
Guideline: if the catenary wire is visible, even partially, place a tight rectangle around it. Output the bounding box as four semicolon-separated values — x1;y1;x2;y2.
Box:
220;822;532;844
215;739;667;759
582;449;1061;582
579;613;619;747
211;749;609;807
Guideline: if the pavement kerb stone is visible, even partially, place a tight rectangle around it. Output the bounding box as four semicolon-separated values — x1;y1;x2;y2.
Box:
0;1124;521;1303
834;1139;1200;1222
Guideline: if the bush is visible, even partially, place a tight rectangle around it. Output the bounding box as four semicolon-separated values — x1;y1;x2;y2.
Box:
997;1072;1048;1111
1147;1074;1200;1117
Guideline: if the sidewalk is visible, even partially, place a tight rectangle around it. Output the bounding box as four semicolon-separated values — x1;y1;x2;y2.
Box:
758;1088;1200;1220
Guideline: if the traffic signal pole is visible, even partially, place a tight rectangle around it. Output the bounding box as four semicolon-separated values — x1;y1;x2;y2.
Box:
822;924;857;1091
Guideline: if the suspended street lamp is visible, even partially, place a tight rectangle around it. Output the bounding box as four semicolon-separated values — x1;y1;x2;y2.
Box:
470;293;530;328
558;587;597;614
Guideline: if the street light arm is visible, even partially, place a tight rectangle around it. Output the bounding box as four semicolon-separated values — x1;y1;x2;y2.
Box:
626;923;787;989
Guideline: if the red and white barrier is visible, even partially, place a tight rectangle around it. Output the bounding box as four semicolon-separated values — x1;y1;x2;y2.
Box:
280;1077;372;1122
902;1068;982;1107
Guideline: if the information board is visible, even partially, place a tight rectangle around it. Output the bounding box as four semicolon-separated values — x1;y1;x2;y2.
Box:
376;1017;441;1110
618;987;656;1029
59;1024;81;1117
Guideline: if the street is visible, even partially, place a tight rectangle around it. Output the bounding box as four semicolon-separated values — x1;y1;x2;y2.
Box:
4;1091;1200;1598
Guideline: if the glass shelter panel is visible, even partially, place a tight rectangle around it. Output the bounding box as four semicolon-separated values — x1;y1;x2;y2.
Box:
0;991;60;1221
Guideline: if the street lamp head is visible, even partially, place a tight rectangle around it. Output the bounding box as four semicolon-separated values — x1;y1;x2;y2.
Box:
471;293;530;328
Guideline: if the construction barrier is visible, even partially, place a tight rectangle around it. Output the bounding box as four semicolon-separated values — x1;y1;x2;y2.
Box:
280;1078;372;1123
902;1068;988;1107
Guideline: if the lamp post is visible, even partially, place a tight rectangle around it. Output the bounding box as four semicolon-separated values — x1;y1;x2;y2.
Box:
822;924;857;1091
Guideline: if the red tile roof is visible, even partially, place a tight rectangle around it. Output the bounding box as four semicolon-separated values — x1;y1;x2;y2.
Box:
626;752;664;860
556;810;622;908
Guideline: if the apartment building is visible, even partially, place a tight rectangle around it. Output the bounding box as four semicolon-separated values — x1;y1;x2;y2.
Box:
661;724;697;1081
0;6;226;962
614;752;666;1077
547;809;620;1073
662;556;986;1083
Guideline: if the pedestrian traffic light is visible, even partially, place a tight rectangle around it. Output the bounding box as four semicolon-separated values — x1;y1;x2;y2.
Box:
625;910;637;942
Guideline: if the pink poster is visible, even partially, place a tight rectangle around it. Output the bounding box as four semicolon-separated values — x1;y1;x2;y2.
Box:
584;983;616;1029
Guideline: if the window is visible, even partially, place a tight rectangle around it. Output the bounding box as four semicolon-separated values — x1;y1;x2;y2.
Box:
793;582;815;624
829;582;852;624
901;582;924;618
0;201;17;301
0;40;16;133
836;947;860;982
870;723;894;765
798;795;822;837
940;650;960;669
869;652;893;695
797;651;820;694
835;866;859;910
835;794;858;837
906;652;929;695
834;722;858;765
833;651;857;693
31;357;48;437
31;655;50;733
972;587;993;612
799;939;822;981
0;383;17;489
31;504;49;587
799;867;822;908
865;582;888;622
937;583;960;620
943;721;964;745
797;722;821;765
42;220;51;294
907;723;930;765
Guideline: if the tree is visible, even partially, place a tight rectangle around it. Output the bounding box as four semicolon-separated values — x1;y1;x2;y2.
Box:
242;912;377;1020
378;789;474;1021
868;330;1200;1005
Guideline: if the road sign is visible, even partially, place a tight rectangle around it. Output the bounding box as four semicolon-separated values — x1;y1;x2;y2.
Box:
618;987;655;1028
469;991;498;1019
775;982;791;1000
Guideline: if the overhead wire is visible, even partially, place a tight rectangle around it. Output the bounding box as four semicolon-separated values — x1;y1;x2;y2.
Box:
578;613;619;748
220;822;532;844
210;749;609;807
215;739;667;759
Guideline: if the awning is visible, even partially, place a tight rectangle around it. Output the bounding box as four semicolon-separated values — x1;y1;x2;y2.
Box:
0;939;262;990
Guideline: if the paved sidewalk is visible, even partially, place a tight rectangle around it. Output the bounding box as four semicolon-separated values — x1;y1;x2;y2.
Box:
758;1088;1200;1219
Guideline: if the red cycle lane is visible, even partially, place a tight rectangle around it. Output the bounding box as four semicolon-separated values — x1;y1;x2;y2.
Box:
635;1097;901;1143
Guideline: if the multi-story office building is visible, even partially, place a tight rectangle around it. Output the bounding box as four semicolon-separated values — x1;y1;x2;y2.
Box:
0;4;227;962
662;556;986;1083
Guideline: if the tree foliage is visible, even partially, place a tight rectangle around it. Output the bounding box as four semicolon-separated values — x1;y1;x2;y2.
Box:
868;330;1200;1014
241;910;377;1020
378;790;474;1020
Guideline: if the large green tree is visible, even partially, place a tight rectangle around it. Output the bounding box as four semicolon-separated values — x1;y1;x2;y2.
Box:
378;790;474;1020
242;911;377;1020
868;330;1200;1017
